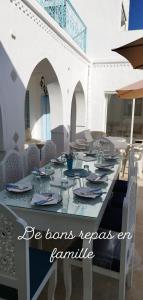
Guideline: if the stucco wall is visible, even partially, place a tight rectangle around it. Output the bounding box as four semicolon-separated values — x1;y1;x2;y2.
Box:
0;0;89;152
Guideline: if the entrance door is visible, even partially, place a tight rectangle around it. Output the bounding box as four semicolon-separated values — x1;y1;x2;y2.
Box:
41;95;51;140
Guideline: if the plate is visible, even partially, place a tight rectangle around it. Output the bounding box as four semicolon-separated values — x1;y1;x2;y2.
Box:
94;164;114;171
86;173;108;183
39;167;55;177
64;168;90;178
6;183;32;193
32;167;55;177
31;192;61;206
73;187;102;199
51;159;65;165
104;157;117;163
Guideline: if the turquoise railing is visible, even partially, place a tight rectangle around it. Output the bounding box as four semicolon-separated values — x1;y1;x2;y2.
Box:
37;0;87;52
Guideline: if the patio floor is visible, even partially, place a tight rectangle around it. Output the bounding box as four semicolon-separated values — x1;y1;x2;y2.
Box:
39;175;143;300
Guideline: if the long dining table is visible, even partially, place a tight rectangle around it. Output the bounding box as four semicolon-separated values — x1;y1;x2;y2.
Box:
0;153;121;300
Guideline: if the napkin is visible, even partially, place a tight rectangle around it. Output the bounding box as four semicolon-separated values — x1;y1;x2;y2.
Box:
31;192;60;206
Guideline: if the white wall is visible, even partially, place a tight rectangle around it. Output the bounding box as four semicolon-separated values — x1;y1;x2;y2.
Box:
72;0;143;61
0;0;89;152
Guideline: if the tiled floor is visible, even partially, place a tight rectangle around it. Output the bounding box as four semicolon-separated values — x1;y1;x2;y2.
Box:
39;175;143;300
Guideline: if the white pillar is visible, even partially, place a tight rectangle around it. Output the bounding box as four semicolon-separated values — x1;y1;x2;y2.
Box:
130;98;135;145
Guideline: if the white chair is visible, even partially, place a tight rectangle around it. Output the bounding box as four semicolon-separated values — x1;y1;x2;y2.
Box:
41;140;56;166
1;150;24;184
0;203;57;300
98;137;115;154
25;144;40;174
0;162;4;190
133;145;143;178
63;176;137;300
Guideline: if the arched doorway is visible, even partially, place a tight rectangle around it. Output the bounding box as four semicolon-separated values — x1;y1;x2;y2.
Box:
24;59;63;152
70;82;86;141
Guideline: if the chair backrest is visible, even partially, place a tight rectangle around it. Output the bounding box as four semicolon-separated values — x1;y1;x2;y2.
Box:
94;137;115;153
25;144;40;174
2;150;24;184
41;140;56;166
0;163;4;190
0;203;30;300
83;130;94;143
120;175;137;279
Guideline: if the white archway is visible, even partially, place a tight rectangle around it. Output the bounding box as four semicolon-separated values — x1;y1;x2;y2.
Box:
70;81;86;141
25;58;64;154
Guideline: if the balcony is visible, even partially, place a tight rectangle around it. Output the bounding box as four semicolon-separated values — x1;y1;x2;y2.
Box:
37;0;87;52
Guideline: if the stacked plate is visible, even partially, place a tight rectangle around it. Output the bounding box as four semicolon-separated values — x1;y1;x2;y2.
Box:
6;183;32;193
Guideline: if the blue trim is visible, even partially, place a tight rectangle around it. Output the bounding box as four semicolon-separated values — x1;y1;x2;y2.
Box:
129;0;143;30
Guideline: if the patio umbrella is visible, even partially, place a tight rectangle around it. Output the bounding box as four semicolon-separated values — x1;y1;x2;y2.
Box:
116;79;143;144
112;37;143;69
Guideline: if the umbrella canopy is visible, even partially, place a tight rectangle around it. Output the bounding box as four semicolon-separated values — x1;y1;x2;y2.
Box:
112;37;143;69
117;79;143;99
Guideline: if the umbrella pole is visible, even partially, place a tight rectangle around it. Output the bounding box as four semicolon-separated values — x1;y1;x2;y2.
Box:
130;98;135;145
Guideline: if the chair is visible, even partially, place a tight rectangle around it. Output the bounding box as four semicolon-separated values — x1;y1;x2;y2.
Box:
0;162;4;190
0;203;57;300
98;137;115;154
91;131;106;139
41;140;57;166
1;150;24;184
25;144;40;174
112;148;135;204
100;162;137;232
63;176;137;300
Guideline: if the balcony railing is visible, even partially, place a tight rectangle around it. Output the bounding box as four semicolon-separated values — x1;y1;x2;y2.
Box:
37;0;87;52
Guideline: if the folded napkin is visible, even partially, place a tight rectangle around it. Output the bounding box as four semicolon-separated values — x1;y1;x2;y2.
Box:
31;192;60;206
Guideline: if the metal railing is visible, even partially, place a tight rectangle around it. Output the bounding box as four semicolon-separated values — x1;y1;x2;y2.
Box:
37;0;87;52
